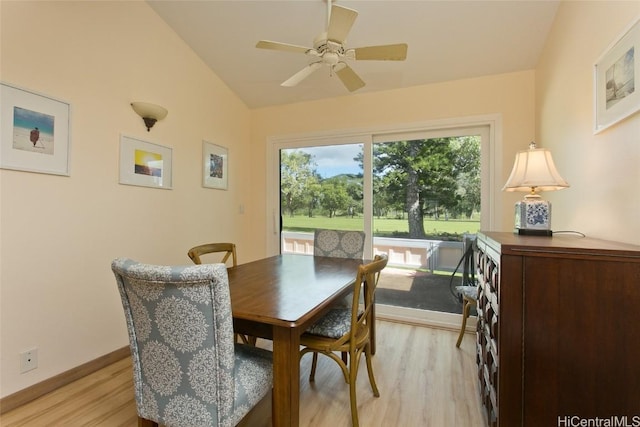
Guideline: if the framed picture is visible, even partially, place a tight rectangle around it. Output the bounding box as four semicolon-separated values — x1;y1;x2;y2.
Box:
119;135;172;189
594;16;640;133
202;141;228;190
0;83;71;175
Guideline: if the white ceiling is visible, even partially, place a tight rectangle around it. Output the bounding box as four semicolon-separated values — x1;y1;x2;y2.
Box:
148;0;559;109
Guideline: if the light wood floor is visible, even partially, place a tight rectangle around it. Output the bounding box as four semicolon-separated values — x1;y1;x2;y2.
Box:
0;320;485;426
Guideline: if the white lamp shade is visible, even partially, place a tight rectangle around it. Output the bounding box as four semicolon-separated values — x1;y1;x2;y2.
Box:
131;102;168;121
502;146;569;193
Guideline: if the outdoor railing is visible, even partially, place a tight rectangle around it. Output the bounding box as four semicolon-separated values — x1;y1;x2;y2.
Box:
282;231;468;272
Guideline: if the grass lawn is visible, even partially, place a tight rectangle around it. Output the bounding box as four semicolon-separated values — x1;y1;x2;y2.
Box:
283;215;480;239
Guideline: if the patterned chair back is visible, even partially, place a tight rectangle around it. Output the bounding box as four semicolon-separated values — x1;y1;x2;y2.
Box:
111;258;271;427
313;229;365;259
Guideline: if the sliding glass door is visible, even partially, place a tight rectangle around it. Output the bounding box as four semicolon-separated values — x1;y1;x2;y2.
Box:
268;118;497;323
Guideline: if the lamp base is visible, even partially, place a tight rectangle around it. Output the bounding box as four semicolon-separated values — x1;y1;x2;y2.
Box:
515;228;553;236
513;196;552;235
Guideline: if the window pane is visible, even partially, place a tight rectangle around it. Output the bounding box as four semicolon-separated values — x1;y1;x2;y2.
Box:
373;135;481;313
281;144;364;254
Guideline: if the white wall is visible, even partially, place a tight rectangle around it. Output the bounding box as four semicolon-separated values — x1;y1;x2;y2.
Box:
0;1;253;398
536;1;640;244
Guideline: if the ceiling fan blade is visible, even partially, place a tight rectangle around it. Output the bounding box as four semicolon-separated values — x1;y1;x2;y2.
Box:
353;43;408;61
281;62;323;87
256;40;313;55
327;5;358;44
335;63;365;92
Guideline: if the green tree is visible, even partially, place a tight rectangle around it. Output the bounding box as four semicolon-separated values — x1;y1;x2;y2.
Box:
344;176;363;217
305;180;323;217
322;174;363;217
280;150;319;217
452;136;481;218
374;139;461;238
320;180;351;218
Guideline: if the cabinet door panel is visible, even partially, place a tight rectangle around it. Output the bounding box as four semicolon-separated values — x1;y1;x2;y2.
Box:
522;256;640;426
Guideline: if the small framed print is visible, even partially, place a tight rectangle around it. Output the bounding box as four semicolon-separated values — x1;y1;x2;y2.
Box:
594;16;640;133
119;135;172;189
0;82;71;176
202;141;228;190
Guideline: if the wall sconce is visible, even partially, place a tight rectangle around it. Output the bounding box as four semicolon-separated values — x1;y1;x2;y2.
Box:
502;142;570;236
131;102;168;132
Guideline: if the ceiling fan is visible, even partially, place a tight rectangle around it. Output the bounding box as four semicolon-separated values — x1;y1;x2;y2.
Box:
255;0;408;92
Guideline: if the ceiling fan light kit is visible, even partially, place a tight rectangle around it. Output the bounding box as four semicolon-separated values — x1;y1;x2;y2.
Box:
256;0;408;92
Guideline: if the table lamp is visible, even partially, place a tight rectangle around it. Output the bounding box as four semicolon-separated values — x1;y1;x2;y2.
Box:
502;142;569;236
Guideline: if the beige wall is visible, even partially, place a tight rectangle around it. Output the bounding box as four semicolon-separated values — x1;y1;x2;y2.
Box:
536;1;640;244
0;2;253;397
2;0;638;400
250;70;537;254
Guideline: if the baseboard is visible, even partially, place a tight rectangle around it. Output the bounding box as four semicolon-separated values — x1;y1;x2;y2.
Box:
0;346;130;414
376;303;477;331
0;312;472;415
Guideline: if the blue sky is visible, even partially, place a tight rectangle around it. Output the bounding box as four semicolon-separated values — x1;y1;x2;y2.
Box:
294;144;363;178
13;106;55;134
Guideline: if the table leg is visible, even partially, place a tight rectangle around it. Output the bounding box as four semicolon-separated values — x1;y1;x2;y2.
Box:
272;326;300;427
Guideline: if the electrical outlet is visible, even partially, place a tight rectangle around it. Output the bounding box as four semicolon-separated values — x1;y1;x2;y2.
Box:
20;348;38;373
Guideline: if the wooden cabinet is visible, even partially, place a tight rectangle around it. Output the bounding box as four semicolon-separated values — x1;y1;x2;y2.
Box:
475;231;640;427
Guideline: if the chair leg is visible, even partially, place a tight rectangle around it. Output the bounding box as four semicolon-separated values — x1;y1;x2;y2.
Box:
364;343;380;397
309;352;318;381
348;350;360;427
456;297;471;348
235;333;257;346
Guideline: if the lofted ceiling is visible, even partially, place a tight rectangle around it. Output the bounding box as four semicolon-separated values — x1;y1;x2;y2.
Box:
147;0;559;109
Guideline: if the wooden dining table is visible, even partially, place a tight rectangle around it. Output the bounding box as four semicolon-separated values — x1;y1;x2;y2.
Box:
227;253;365;427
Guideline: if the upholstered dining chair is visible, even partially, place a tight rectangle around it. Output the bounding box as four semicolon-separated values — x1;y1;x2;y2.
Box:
187;243;256;346
112;258;272;427
313;229;365;259
188;242;237;267
300;254;388;427
313;229;365;309
313;229;369;357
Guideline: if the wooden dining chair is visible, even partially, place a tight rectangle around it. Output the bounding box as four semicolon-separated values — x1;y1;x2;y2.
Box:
313;228;379;356
456;286;478;347
111;258;273;427
187;242;237;267
187;242;256;345
453;235;478;348
300;254;388;427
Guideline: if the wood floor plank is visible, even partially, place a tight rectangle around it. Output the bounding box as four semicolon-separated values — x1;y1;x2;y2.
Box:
0;321;484;426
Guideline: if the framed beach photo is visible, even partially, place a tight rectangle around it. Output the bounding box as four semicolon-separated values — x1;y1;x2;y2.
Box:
0;83;71;175
119;135;172;189
202;141;228;190
594;16;640;133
